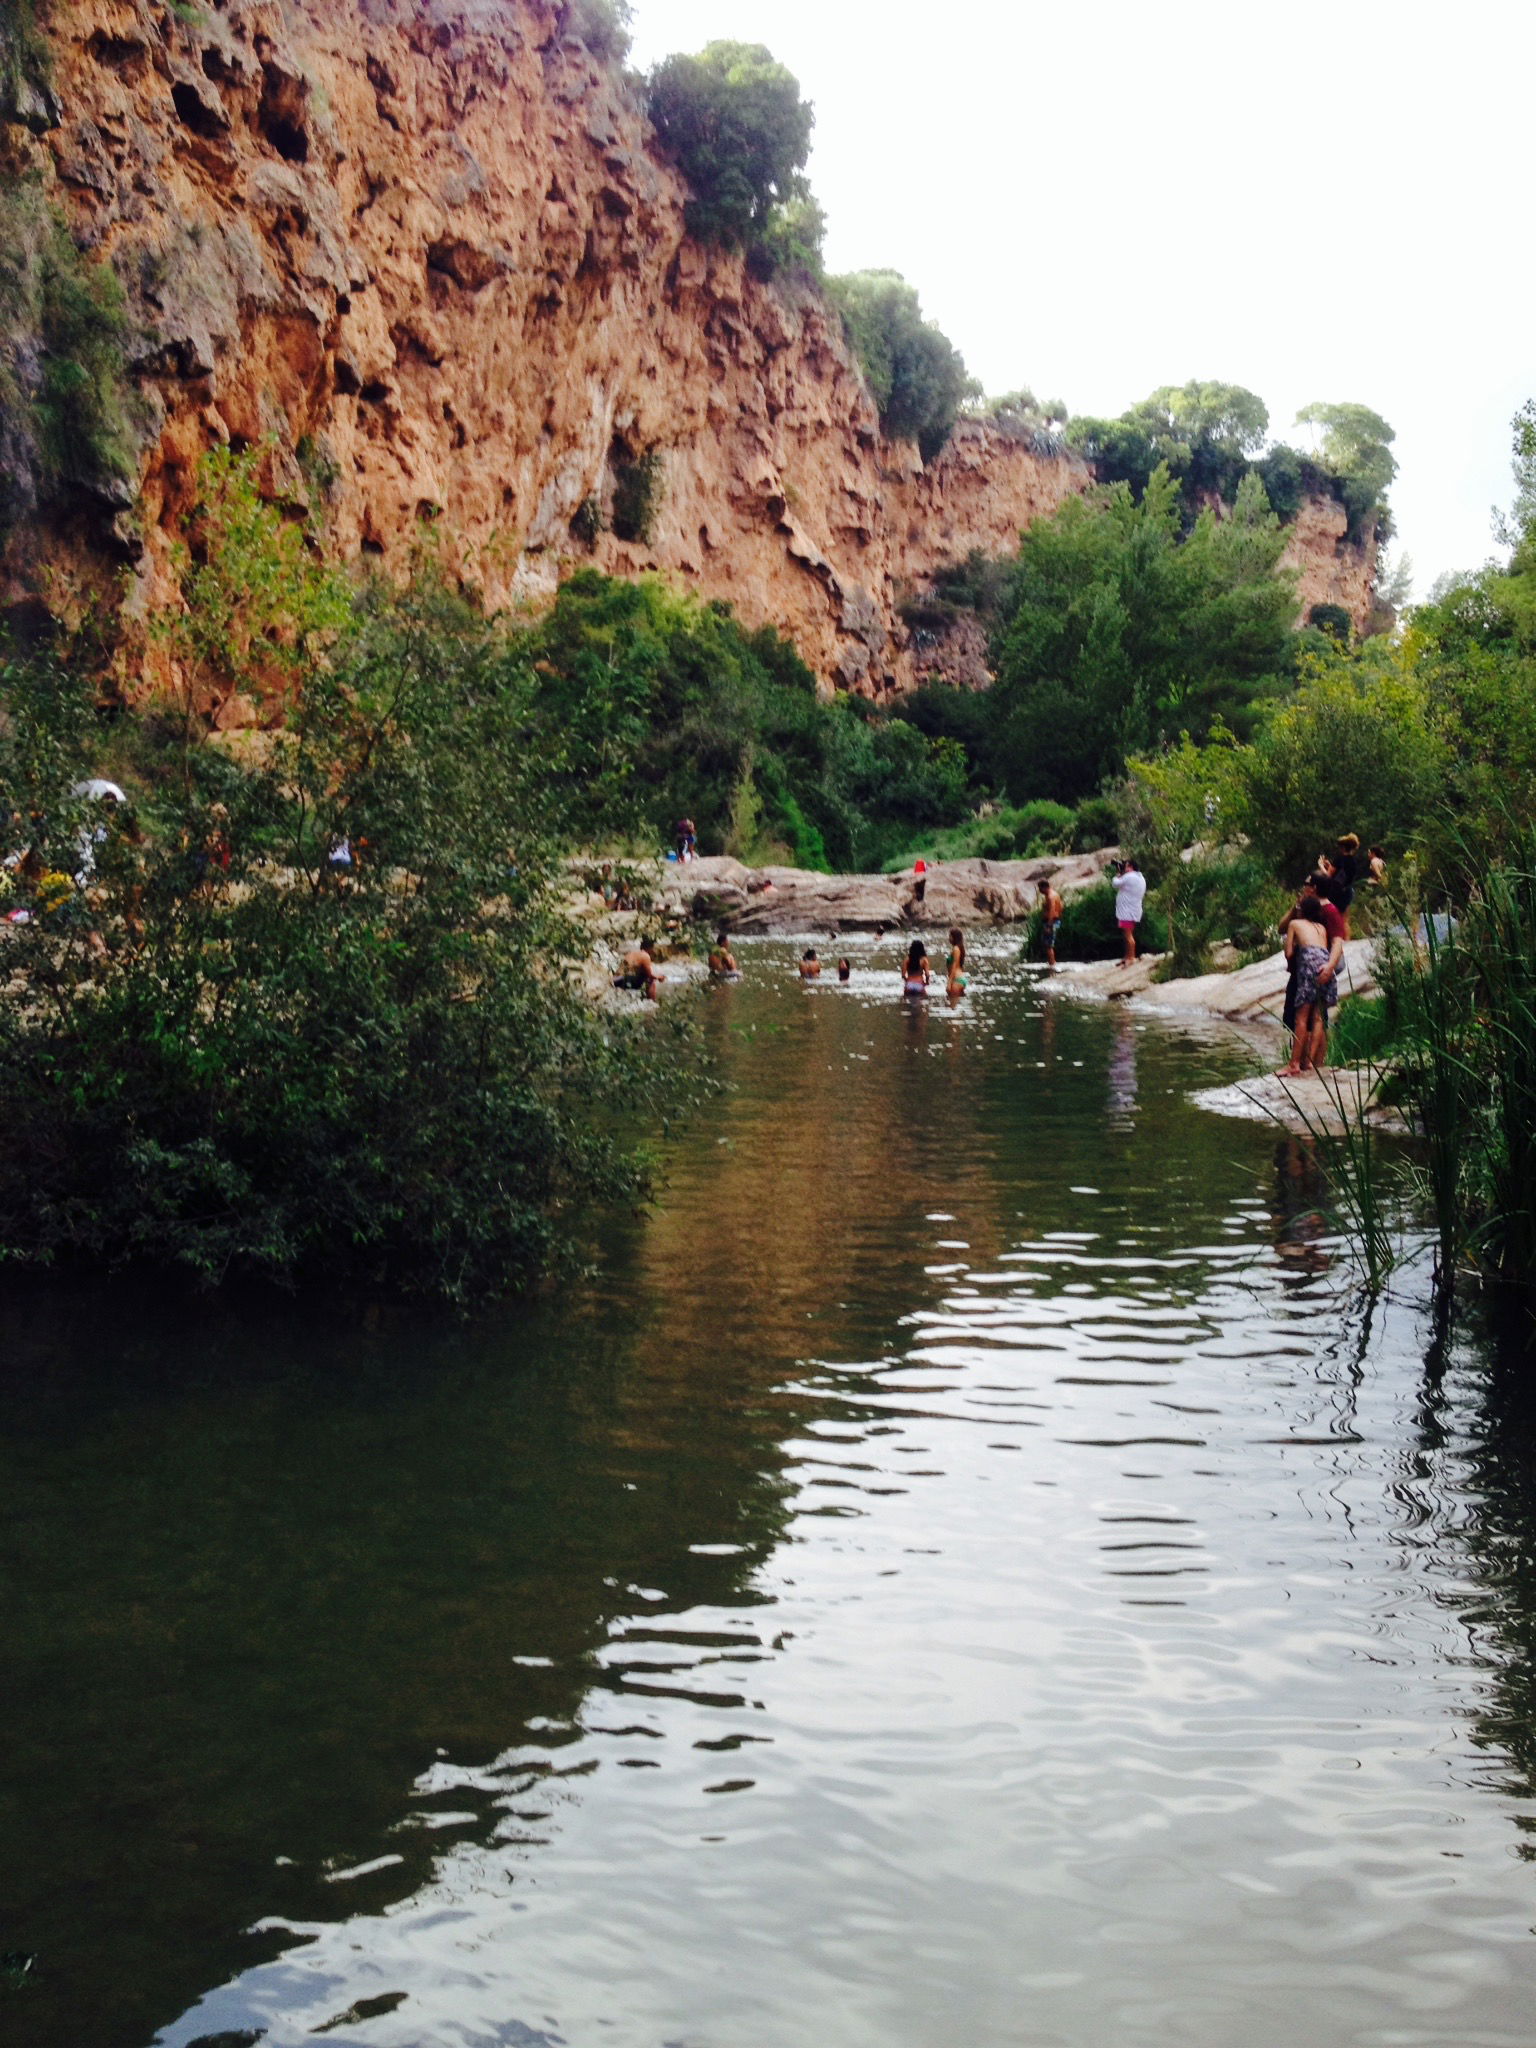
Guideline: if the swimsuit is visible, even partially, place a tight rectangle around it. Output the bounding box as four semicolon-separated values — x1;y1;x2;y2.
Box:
1292;944;1338;1012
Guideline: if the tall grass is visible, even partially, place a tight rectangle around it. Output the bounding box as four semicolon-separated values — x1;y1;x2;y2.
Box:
1371;826;1536;1331
1276;1064;1403;1298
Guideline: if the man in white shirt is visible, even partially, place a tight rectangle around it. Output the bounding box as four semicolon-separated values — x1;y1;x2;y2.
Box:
1112;857;1146;966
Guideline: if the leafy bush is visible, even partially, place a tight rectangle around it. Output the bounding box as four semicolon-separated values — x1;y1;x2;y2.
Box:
1240;638;1447;877
647;42;814;252
825;270;977;463
1070;795;1120;851
523;571;971;869
987;467;1298;804
570;493;605;548
1020;878;1123;962
0;515;686;1308
1307;602;1352;642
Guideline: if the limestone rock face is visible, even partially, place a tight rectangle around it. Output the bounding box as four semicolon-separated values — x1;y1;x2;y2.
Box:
6;0;1376;691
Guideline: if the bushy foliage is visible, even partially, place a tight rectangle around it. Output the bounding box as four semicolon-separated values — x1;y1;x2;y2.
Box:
523;571;969;870
0;464;684;1309
647;42;815;255
1240;639;1447;876
1021;878;1123;962
986;467;1298;805
825;270;977;463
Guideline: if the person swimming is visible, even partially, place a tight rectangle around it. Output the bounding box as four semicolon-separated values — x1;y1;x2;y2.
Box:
945;926;967;997
901;938;930;995
707;928;739;977
799;948;822;979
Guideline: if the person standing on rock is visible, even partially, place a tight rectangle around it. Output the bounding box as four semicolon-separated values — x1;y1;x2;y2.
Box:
910;856;927;916
1040;878;1064;971
1279;876;1346;1070
1112;858;1146;966
1279;893;1339;1077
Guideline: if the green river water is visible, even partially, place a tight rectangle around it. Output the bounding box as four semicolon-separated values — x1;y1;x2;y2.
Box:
3;936;1536;2048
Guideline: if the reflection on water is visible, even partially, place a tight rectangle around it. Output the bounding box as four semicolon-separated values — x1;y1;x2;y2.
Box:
3;938;1536;2048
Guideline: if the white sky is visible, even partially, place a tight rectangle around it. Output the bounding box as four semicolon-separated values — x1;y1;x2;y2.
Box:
629;0;1534;599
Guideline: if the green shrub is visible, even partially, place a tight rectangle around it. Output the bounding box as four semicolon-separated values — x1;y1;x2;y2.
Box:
1021;878;1123;962
1308;602;1352;643
1329;993;1398;1063
1070;795;1120;851
647;42;814;251
825;270;977;463
0;517;687;1309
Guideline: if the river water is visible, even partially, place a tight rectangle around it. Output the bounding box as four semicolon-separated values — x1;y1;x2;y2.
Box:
4;938;1536;2048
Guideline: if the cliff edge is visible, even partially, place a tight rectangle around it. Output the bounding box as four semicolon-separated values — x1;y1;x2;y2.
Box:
2;0;1376;698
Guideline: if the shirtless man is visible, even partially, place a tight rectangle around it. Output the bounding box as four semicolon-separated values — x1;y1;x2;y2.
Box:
707;929;738;977
615;939;663;1002
1039;877;1064;971
799;948;822;979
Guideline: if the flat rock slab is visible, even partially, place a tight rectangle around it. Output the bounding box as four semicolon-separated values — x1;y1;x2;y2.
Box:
1191;1066;1409;1136
1048;940;1380;1026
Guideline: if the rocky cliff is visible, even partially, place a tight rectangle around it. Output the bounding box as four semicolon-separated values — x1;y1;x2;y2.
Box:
2;0;1376;700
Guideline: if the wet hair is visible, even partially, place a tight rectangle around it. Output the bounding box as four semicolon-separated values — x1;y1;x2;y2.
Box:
905;939;927;973
947;927;965;966
1297;894;1325;922
716;928;729;945
802;948;818;960
837;958;851;979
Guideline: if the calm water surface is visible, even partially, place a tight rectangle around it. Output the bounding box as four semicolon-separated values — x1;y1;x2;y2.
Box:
4;938;1536;2048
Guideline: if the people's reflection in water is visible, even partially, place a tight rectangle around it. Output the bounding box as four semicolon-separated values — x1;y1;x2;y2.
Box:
1271;1133;1333;1273
1107;1009;1139;1127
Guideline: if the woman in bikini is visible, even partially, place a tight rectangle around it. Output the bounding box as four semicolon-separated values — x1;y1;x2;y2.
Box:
901;938;930;996
945;927;967;998
1280;893;1337;1076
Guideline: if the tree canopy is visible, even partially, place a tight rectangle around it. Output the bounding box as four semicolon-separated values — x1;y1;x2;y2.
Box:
825;269;976;463
647;42;815;252
985;466;1299;803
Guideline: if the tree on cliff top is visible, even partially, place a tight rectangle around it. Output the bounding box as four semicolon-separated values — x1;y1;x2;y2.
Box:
825;270;977;464
647;42;815;252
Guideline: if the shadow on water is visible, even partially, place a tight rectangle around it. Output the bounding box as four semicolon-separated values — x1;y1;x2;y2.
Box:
3;942;1536;2048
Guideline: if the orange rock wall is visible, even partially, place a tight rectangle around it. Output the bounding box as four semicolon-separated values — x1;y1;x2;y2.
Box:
8;0;1374;697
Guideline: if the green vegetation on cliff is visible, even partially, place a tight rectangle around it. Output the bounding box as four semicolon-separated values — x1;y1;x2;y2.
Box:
646;41;818;263
0;176;136;524
825;270;977;462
